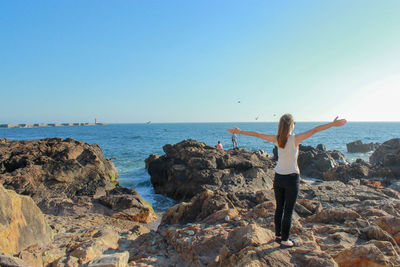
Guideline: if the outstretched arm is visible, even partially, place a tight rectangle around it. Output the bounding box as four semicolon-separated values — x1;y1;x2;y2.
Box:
295;116;346;145
227;127;277;143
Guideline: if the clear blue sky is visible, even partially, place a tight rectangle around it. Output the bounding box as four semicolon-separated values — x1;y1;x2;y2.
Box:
1;1;399;123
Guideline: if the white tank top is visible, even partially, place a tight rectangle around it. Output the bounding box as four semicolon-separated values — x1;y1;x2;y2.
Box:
274;134;300;175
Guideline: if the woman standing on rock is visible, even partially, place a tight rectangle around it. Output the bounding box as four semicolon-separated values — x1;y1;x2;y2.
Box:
227;114;346;248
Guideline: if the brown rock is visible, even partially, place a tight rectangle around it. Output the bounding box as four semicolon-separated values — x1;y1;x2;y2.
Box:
323;161;370;182
346;140;380;153
297;144;348;179
98;187;156;223
333;243;392;267
361;225;397;245
0;184;53;254
54;256;80;267
70;227;120;263
226;223;274;252
146;139;275;201
306;207;361;224
291;248;338;267
0;253;30;267
370;138;400;178
0;138;118;201
87;252;129;267
160;189;233;225
374;216;400;244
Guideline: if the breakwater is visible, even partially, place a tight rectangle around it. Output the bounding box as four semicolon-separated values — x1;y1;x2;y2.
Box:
0;122;107;128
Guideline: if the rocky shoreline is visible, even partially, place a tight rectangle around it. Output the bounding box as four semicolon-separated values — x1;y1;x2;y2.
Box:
1;137;400;266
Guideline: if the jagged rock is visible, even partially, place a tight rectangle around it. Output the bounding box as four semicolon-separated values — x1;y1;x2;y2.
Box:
54;256;80;267
160;189;235;225
0;138;118;200
225;223;274;252
305;207;361;223
346;140;380;153
0;253;30;267
0;138;154;223
369;138;400;178
0;184;53;254
147;139;275;201
145;153;159;170
361;225;396;245
323;159;370;182
98;187;156;223
298;144;348;178
390;181;400;193
87;252;129;267
333;242;399;267
69;226;120;263
374;216;400;244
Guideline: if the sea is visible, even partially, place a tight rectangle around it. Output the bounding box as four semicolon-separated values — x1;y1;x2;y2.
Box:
1;122;399;212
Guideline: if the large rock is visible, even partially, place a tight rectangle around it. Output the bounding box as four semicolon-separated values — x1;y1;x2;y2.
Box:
0;138;155;223
0;184;53;254
369;138;400;178
87;252;129;267
98;187;155;223
0;138;118;200
323;159;370;182
298;144;348;179
0;253;30;267
225;223;274;252
333;242;396;267
346;140;380;153
147;139;275;201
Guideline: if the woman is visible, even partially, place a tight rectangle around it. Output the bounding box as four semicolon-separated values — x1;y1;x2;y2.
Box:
227;114;346;248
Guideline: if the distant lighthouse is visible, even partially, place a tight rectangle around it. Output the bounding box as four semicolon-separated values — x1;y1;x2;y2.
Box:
95;118;97;124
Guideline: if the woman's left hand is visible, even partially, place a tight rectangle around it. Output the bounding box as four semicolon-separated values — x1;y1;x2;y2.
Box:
332;116;347;127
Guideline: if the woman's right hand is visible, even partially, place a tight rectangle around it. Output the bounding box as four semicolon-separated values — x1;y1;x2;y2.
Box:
332;116;347;127
227;127;241;134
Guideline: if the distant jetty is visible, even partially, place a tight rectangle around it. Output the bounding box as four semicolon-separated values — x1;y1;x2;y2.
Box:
0;122;107;129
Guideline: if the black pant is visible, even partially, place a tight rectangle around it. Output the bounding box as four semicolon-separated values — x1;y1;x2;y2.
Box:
273;172;299;241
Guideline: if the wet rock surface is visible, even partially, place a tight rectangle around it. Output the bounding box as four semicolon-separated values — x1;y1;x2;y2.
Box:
324;138;400;189
346;140;381;153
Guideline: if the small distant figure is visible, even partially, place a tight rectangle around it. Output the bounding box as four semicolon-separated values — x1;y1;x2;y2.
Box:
232;133;238;149
215;141;223;149
237;101;241;104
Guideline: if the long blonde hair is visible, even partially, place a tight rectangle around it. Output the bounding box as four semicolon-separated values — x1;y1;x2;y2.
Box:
277;114;294;148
